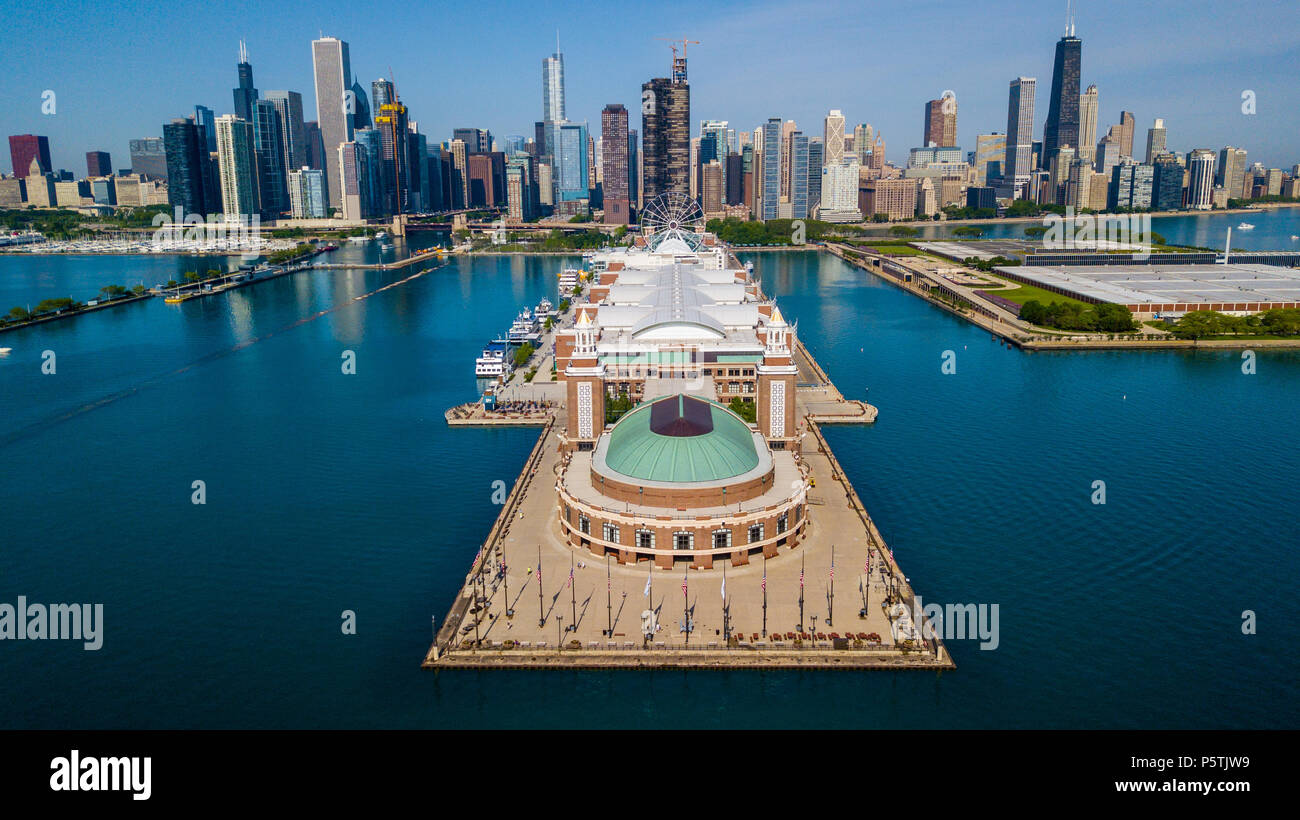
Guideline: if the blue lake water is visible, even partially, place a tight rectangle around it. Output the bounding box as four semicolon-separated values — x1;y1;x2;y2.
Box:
0;247;1297;729
858;205;1300;251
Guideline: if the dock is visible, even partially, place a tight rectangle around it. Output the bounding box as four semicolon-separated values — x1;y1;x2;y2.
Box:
425;324;951;671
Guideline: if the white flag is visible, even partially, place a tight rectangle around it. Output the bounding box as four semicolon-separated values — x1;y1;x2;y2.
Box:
720;576;726;601
644;572;651;597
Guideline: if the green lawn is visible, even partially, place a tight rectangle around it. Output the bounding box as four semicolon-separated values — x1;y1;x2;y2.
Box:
981;274;1093;309
850;242;931;256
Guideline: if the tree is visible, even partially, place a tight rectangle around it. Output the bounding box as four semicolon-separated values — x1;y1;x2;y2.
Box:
512;342;535;368
889;225;919;237
728;397;757;424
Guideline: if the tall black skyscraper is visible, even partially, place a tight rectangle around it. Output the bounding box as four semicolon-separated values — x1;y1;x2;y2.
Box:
253;99;288;216
1042;18;1081;161
233;40;258;122
163;118;211;216
641;52;690;200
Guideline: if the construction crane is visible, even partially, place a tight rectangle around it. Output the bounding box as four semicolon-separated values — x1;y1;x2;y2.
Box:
655;37;700;83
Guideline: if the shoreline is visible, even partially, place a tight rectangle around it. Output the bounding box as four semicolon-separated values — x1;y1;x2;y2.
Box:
825;243;1300;350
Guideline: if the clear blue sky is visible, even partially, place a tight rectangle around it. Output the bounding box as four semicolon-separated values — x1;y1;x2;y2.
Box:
3;0;1298;173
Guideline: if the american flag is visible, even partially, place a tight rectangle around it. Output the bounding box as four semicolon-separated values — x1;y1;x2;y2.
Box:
761;570;766;593
681;577;688;597
536;565;541;582
864;554;870;575
799;567;804;589
567;566;573;588
830;558;834;580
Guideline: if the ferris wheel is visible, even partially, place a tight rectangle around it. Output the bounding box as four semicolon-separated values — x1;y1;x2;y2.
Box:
640;192;704;251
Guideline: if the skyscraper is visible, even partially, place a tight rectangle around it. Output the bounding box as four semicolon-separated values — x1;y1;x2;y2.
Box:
129;137;168;179
1145;119;1167;164
264;91;306;172
9;134;51;178
288;167;327;218
556;122;590;206
337;141;368;220
853;124;874;165
233;40;258;123
374;102;410;214
1217;146;1247;199
806;138;823;213
252;99;288;216
1152;153;1183;211
698;120;728;197
627;129;639;212
823;110;845;167
1042;20;1081;161
1003;77;1037;196
542;46;565;123
1186;149;1216;210
371;79;394;111
600;104;630;224
760;118;782;220
354;129;383;217
304;121;324;170
1118;111;1136;158
923;97;956;147
195;105;218;153
349;81;371;130
312;35;353;212
85;151;111;178
1078;85;1098;163
974;133;1006;185
163;118;211;216
215;114;260;218
641;70;690;200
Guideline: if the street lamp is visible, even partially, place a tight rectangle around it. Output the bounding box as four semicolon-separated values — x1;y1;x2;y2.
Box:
557;614;564;648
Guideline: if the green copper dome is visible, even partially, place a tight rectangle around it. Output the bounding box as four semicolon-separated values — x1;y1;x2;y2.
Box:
603;394;761;483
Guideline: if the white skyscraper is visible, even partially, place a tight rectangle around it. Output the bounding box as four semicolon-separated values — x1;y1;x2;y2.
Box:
215;114;259;218
542;46;565;123
823;110;845;168
819;157;862;222
311;36;353;213
1187;149;1216;209
1078;85;1098;163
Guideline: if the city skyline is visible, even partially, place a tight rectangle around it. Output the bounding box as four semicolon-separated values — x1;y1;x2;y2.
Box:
3;0;1298;175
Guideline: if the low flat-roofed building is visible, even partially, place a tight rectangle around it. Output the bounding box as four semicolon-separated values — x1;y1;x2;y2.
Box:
996;262;1300;316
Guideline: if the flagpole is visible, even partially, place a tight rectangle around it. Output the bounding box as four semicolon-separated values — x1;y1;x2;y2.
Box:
473;564;482;645
683;565;689;646
799;553;805;633
828;543;834;627
537;543;544;627
722;563;728;642
605;554;612;636
503;554;510;618
762;554;768;637
569;552;577;632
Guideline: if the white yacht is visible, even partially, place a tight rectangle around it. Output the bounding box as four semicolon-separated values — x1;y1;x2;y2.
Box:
1237;222;1255;230
475;342;508;377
